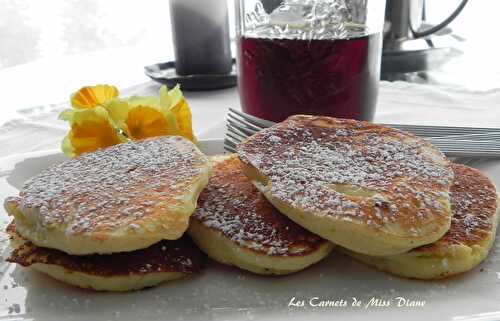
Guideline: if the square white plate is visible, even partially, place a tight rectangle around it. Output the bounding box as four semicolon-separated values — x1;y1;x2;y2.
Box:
1;139;500;321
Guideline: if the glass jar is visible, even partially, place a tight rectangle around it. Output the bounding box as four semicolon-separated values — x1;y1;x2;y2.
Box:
236;0;386;122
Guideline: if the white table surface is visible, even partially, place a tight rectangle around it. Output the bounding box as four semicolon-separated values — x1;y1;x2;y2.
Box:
1;80;500;160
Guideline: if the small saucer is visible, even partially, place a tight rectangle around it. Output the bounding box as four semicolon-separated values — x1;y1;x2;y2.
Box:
144;59;237;91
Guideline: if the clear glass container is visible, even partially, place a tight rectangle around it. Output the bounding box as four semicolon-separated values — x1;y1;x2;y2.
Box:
236;0;386;122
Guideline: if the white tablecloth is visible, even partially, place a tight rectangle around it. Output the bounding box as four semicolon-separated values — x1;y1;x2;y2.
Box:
1;81;499;159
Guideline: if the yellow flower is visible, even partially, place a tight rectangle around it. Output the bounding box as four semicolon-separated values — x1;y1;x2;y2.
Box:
58;84;195;157
124;106;172;140
106;85;196;142
59;106;126;157
170;97;196;142
71;85;119;109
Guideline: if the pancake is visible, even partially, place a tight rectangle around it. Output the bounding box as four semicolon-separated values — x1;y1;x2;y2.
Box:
238;115;454;256
6;222;205;291
4;136;211;255
345;164;500;279
188;155;334;275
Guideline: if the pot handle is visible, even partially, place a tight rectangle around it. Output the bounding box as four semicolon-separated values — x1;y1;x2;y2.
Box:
412;0;468;38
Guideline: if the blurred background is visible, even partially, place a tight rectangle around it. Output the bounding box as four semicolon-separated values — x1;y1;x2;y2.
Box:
1;0;499;111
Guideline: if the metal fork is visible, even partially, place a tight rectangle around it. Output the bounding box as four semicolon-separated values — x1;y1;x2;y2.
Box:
224;108;500;158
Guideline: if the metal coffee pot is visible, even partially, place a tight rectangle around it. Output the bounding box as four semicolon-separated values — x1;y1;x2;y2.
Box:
382;0;468;75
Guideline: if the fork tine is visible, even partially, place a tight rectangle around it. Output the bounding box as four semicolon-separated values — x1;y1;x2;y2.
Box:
436;144;500;150
430;142;500;157
443;144;500;150
223;138;237;153
443;151;500;158
227;118;259;136
430;140;500;150
226;131;245;144
224;136;238;147
432;132;500;141
229;108;276;129
227;113;263;133
386;123;500;135
227;123;253;140
386;126;500;138
223;143;237;153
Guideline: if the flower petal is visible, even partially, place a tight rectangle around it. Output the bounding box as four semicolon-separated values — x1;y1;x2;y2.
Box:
124;105;177;140
58;109;75;121
61;134;76;157
110;85;195;142
167;85;183;108
170;98;196;142
159;85;172;109
104;98;130;125
126;95;160;109
62;106;125;157
71;85;119;109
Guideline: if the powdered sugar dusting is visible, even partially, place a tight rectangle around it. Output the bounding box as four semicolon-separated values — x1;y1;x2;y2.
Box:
238;116;454;234
7;136;208;235
415;164;498;252
192;155;327;256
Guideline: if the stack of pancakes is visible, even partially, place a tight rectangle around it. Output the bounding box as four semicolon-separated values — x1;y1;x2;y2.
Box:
4;136;211;291
4;115;499;291
237;115;500;279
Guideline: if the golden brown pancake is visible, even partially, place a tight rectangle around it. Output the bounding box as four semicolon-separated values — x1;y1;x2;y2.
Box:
6;222;205;291
238;115;454;256
188;155;334;275
346;163;500;279
4;136;211;255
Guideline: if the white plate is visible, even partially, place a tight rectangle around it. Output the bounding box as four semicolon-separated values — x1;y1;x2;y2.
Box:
1;139;500;321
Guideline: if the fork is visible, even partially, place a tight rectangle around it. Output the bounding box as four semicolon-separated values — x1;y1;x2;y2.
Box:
224;108;500;158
